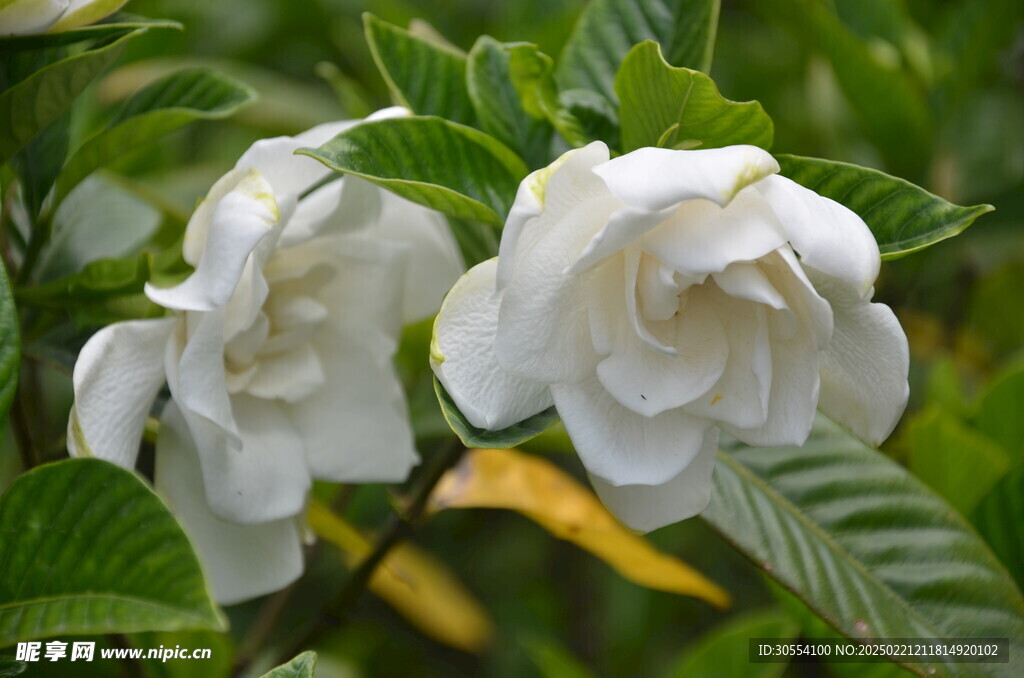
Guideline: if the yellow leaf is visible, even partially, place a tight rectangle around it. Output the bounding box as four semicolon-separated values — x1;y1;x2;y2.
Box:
429;448;731;609
308;501;494;654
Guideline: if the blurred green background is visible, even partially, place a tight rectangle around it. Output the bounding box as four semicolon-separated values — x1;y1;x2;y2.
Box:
8;0;1024;676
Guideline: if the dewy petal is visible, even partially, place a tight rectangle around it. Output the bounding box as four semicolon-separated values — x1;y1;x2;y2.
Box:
496;142;611;291
432;259;554;430
289;327;419;483
494;195;619;384
593;145;780;212
811;272;910;447
195;394;311;524
597;277;728;418
757;174;880;298
68;318;175;467
552;376;713;486
146;170;278;312
155;402;303;605
590;427;720;532
365;186;464;324
643;187;787;276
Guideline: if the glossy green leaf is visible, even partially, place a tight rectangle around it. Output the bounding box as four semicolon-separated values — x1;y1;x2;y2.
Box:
434;377;558;449
467;36;553;167
703;417;1024;678
363;13;475;126
971;465;1024;592
663;609;798;678
0;263;16;458
776;154;994;259
260;651;317;678
0;14;180;50
616;41;773;152
0;458;225;646
558;0;721;105
0;28;145;166
54;67;255;204
903;407;1011;515
298;116;528;226
760;0;933;178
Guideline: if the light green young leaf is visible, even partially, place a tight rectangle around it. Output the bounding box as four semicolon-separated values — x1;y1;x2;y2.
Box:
0;28;149;166
506;43;590;149
260;651;317;678
0;263;18;446
467;36;554;167
363;13;475;126
434;378;558;449
54;67;255;204
663;609;798;678
703;417;1024;678
298;116;528;226
616;41;773;152
558;0;720;106
776;154;993;259
0;458;226;646
903;406;1011;515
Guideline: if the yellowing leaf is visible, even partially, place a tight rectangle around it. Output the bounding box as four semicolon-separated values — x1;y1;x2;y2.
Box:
429;448;730;608
307;502;494;654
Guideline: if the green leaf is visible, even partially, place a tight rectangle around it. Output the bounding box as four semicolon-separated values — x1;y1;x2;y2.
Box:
434;377;558;449
902;407;1011;515
506;43;590;149
971;465;1024;592
0;656;25;676
0;263;18;446
776;154;994;259
975;366;1024;462
8;108;69;219
298;116;528;227
467;36;554;167
702;417;1024;678
445;217;500;269
0;458;225;646
663;609;799;678
260;651;317;678
759;0;933;178
558;0;721;106
53;67;255;204
521;635;597;678
0;28;147;167
132;630;233;678
616;41;773;152
363;13;475;126
0;14;181;50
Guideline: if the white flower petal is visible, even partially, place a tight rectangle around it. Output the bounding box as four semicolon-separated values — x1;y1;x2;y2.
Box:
590;427;720;532
146;171;278;312
638;254;684;321
811;272;910;447
246;344;325;403
368;187;464;324
597;283;727;417
552;376;713;486
723;311;820;447
593;145;780;212
192;395;311;524
757;174;880;297
155;402;303;605
643;187;788;275
712;261;787;310
167;309;237;444
432;259;554;430
49;0;126;31
289;328;419;483
0;0;68;35
496;142;611;290
235;121;358;198
494;195;619;384
68;318;175;467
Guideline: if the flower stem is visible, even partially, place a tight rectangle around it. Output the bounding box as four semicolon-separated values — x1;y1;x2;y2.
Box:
275;439;466;666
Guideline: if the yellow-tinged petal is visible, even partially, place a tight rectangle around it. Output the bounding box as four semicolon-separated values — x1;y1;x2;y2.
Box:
428;448;731;609
307;501;494;654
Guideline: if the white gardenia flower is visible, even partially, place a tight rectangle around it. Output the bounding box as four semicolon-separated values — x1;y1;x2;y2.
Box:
68;108;464;604
431;142;909;532
0;0;127;35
